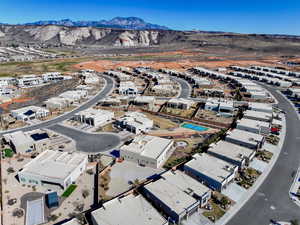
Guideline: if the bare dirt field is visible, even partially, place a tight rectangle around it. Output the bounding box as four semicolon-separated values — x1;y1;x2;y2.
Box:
74;54;297;73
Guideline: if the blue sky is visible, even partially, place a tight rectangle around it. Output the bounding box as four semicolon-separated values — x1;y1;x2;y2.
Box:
1;0;299;35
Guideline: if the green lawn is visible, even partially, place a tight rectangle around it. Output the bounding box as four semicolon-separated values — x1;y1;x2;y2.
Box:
3;149;14;158
62;184;77;197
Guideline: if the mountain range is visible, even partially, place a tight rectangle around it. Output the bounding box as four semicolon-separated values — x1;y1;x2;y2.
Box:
22;17;169;30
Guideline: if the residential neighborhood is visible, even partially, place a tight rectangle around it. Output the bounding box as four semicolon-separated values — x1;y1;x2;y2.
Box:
0;4;299;225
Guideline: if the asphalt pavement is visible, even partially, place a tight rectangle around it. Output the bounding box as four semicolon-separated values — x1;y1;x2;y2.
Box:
0;75;114;135
48;124;121;154
171;77;192;98
227;85;300;225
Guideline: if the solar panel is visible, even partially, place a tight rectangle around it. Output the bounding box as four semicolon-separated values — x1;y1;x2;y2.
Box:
30;133;49;141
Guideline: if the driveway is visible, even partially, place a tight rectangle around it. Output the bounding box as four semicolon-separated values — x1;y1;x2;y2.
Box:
228;84;300;225
222;183;247;203
250;159;269;173
182;211;214;225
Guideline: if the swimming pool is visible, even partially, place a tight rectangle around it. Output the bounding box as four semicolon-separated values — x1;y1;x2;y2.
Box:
181;123;208;131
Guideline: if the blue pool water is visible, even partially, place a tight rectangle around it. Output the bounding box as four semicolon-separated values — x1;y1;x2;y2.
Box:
181;123;208;131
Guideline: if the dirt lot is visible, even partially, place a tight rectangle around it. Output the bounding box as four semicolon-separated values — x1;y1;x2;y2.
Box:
73;56;293;73
143;112;178;129
195;110;234;125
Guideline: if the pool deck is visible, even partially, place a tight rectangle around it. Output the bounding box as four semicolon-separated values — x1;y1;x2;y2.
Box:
148;127;219;138
181;123;209;131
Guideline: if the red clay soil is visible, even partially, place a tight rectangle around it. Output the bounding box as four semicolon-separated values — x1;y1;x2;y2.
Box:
0;97;33;110
74;58;282;73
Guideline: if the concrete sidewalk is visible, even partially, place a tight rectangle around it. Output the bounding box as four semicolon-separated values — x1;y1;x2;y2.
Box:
215;115;287;225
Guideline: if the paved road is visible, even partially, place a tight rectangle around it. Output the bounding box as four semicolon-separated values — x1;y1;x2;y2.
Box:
228;85;300;225
0;75;114;135
48;124;121;154
172;77;192;98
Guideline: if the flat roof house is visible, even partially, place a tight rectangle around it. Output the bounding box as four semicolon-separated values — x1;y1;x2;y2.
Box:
120;135;174;168
167;98;195;110
225;129;265;150
98;96;121;106
161;170;211;207
133;96;155;106
0;77;17;87
204;98;219;111
59;90;88;102
243;110;272;122
118;81;138;96
142;175;200;224
116;112;153;134
3;130;50;154
17;75;43;88
11;106;50;121
236;118;270;135
248;102;273;113
44;97;70;110
18;150;88;189
218;101;235;117
248;90;269;100
74;108;114;127
184;153;238;192
208;140;256;169
192;77;212;86
3;131;34;154
151;84;177;96
91;194;167;225
42;72;71;82
287;88;300;100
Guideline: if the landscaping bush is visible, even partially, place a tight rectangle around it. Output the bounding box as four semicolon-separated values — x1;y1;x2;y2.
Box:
12;208;24;218
3;148;14;158
62;184;77;197
7;167;15;174
82;189;89;198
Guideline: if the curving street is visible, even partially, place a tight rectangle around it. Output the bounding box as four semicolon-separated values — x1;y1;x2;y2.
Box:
2;71;300;223
0;75;114;135
228;85;300;225
171;76;192;98
0;75;122;153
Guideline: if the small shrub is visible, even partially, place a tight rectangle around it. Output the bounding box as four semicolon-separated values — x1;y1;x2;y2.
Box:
12;209;24;218
82;189;89;198
86;169;94;175
7;167;15;174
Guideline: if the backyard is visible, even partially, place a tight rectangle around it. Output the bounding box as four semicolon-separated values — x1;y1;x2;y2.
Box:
164;137;204;169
